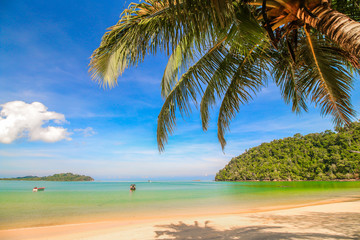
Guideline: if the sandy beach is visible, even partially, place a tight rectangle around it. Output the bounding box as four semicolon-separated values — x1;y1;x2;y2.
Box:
1;198;359;240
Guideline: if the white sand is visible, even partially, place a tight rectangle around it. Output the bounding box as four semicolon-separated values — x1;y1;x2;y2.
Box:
1;199;359;240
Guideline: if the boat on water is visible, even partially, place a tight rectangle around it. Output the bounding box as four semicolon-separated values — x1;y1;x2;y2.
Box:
33;187;45;192
130;184;136;191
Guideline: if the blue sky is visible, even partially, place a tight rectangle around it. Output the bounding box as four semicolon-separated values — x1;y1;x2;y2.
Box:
1;0;359;180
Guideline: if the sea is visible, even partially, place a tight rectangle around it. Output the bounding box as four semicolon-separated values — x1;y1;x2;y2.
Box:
0;180;359;230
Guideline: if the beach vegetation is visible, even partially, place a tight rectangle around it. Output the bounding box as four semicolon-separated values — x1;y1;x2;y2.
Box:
215;121;360;181
0;173;94;181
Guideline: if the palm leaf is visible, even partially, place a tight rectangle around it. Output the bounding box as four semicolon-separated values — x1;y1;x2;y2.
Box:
271;35;308;113
331;0;360;21
299;28;355;126
161;34;227;98
157;39;228;151
200;51;237;131
217;42;270;150
90;0;220;88
90;0;360;152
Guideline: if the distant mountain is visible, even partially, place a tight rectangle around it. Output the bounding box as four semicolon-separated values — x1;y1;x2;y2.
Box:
0;173;94;181
216;122;360;181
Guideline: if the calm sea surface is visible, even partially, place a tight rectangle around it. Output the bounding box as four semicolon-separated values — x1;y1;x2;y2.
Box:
0;181;359;229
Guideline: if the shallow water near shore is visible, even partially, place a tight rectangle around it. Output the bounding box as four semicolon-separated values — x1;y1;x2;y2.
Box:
1;180;359;230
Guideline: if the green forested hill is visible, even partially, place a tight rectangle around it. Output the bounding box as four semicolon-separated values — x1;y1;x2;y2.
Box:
216;122;360;181
0;173;94;181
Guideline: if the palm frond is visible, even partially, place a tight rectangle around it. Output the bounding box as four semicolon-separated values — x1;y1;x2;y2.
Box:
91;0;360;152
217;42;270;150
200;51;237;131
157;40;228;151
161;0;266;98
299;28;355;126
168;0;234;28
161;33;196;97
331;0;360;21
161;34;227;98
333;47;360;75
89;0;221;88
271;35;308;113
200;28;268;132
158;1;268;150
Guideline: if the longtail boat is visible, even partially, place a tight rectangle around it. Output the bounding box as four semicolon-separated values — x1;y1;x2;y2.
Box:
33;187;45;192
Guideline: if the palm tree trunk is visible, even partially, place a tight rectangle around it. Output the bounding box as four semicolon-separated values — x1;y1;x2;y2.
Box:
297;5;360;57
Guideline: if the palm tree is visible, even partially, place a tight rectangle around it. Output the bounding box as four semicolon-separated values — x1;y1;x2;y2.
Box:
89;0;360;151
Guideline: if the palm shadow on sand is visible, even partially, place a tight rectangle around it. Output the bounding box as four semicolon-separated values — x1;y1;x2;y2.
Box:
154;212;360;240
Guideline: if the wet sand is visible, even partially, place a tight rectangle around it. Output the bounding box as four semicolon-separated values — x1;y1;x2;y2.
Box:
1;198;359;240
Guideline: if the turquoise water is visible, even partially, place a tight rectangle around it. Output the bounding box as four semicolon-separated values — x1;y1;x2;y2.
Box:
0;181;359;229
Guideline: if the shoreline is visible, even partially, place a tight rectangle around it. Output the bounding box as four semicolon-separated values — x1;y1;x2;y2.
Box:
215;179;360;182
1;196;359;240
2;195;359;231
2;179;360;182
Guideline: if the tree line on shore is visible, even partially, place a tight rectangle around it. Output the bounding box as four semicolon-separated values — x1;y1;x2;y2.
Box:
0;173;94;181
216;122;360;181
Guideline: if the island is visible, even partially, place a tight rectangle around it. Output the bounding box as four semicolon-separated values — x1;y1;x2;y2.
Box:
0;173;94;181
216;122;360;181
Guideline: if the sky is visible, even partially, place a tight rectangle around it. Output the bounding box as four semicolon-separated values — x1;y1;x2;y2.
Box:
1;0;359;180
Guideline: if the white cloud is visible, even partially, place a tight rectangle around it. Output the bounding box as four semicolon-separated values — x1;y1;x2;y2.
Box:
74;127;96;137
0;101;71;143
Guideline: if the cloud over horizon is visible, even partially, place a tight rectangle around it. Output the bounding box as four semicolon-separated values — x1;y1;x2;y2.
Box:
0;101;71;143
74;127;96;137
